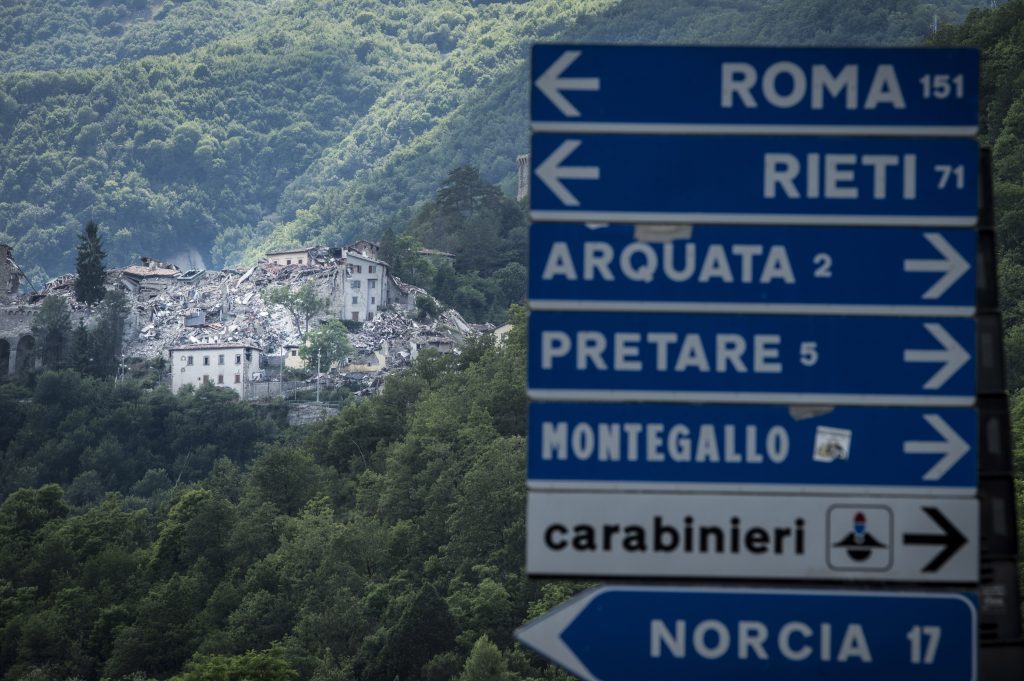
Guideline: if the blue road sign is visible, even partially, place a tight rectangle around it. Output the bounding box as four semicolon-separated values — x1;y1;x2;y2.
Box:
528;402;977;495
516;586;977;681
532;45;979;136
529;223;976;316
528;311;978;406
529;134;979;226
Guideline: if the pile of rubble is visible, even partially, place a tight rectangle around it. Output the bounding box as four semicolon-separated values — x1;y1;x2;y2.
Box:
21;248;481;394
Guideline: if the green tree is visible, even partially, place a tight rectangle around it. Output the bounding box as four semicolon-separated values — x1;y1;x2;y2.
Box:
263;282;328;333
74;221;106;305
67;320;92;373
89;288;128;377
457;635;509;681
299;320;352;371
30;296;72;370
170;646;299;681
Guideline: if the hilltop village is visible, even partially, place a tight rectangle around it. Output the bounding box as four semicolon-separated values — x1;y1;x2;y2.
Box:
0;240;487;397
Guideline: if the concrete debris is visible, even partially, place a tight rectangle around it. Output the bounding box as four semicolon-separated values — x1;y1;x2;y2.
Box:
3;241;480;396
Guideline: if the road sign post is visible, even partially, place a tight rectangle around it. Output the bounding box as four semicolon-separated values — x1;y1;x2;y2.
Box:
522;43;1021;679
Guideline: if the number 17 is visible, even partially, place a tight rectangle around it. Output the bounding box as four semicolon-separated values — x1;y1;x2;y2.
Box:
907;625;942;664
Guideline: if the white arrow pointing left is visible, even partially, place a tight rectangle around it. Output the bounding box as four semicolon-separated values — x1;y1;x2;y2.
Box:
534;139;600;207
535;50;600;118
515;589;599;681
903;413;971;481
903;232;971;300
903;323;971;390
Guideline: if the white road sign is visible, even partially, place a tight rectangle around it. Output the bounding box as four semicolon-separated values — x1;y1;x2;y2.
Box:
526;491;977;583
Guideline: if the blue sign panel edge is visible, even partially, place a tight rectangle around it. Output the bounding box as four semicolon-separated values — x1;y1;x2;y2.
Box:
516;585;978;681
527;223;978;317
531;44;979;136
529;134;979;227
528;312;978;407
526;402;978;495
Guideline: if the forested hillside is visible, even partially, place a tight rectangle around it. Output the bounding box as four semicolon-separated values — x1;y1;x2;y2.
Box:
0;0;273;73
0;0;991;283
0;318;548;681
3;2;1024;680
931;1;1024;394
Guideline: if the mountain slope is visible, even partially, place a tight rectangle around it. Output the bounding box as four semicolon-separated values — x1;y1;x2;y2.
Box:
0;0;996;283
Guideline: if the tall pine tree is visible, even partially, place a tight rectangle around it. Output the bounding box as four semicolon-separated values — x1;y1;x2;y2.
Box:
75;221;106;305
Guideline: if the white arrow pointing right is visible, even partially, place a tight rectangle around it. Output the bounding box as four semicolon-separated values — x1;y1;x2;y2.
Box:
903;232;971;300
534;139;600;207
903;323;971;390
535;50;600;118
903;413;971;481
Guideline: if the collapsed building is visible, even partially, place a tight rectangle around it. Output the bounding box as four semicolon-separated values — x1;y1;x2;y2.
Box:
0;241;487;395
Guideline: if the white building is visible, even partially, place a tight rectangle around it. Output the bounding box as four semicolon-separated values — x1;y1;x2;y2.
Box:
343;249;389;322
169;343;262;399
265;248;312;267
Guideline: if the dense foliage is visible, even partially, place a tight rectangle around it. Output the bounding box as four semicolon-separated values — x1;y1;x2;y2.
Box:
379;166;528;324
929;2;1024;399
0;313;570;681
0;0;992;285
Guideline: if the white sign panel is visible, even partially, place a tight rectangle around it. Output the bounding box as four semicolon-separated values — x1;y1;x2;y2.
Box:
526;491;977;583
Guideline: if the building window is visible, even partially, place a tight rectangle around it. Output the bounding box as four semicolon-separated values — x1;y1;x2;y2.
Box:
352;311;359;322
368;279;376;289
368;311;374;321
370;297;375;305
235;354;241;364
187;356;194;366
291;349;297;356
352;296;358;304
203;375;209;384
368;265;375;273
203;356;210;366
298;259;304;264
218;354;224;365
218;375;224;384
351;280;361;289
286;259;292;265
234;375;240;384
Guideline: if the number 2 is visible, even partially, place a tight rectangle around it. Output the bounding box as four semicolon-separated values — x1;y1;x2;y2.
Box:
813;253;833;278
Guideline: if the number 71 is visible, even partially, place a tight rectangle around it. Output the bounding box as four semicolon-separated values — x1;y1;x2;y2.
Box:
934;164;965;190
